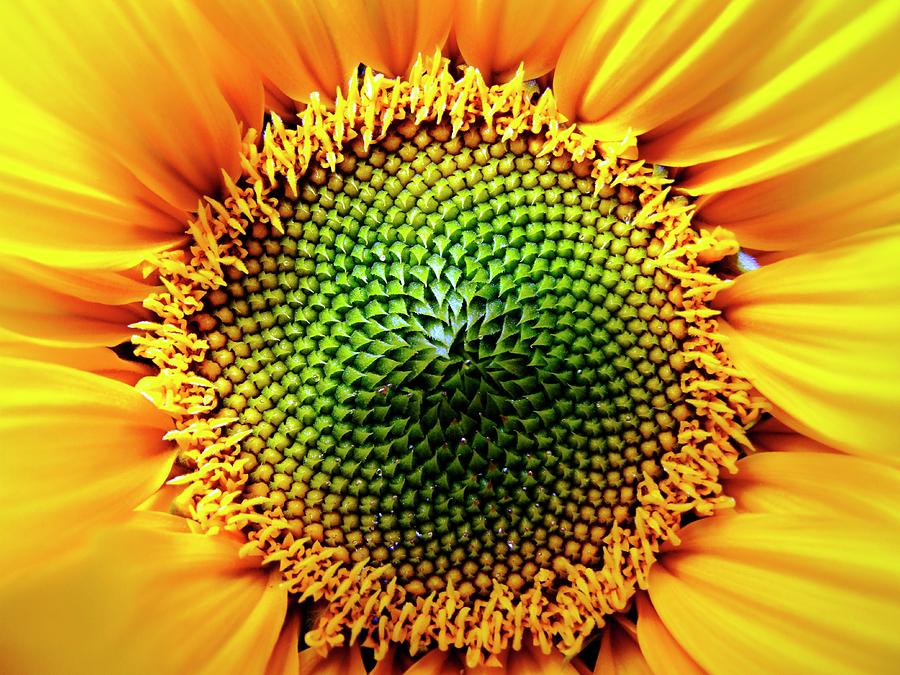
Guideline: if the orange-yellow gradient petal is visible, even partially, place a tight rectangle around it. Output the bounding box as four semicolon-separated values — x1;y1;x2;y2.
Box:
717;225;900;461
198;0;451;108
0;80;182;269
649;514;900;674
0;513;287;675
0;358;173;582
634;594;703;675
193;0;355;105
299;644;367;675
0;1;260;264
553;1;900;251
327;0;454;78
725;452;900;524
455;0;593;81
595;621;653;675
0;328;150;385
0;255;149;346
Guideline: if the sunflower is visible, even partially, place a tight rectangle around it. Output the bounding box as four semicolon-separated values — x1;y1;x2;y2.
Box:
1;1;899;673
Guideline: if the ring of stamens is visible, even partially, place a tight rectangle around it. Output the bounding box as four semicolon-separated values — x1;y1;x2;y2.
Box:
135;55;764;666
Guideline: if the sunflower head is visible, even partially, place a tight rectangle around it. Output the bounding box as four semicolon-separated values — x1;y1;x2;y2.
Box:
134;55;761;665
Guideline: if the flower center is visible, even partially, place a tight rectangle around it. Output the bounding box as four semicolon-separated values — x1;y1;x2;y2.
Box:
137;57;763;666
198;123;689;599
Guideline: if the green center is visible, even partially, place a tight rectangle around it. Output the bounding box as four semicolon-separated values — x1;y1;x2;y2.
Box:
198;124;686;597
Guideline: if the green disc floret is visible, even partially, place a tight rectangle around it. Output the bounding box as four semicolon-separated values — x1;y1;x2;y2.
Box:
196;123;687;598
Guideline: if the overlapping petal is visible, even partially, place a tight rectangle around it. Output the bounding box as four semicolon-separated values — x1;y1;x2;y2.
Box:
0;358;173;582
553;0;793;143
648;514;900;674
553;0;900;250
196;0;452;108
725;452;900;523
716;224;900;461
0;328;150;384
0;0;262;267
329;0;454;78
265;613;301;675
0;513;287;675
594;621;653;675
455;0;593;81
690;88;900;250
0;255;150;346
299;644;367;675
634;595;704;675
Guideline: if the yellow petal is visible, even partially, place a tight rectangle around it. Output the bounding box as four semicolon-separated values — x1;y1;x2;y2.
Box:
299;644;367;675
595;621;653;675
265;612;301;675
455;0;593;81
634;594;704;675
0;357;173;582
0;255;149;346
554;0;792;142
648;514;900;674
726;452;900;523
716;225;900;461
0;512;288;674
0;1;258;265
394;648;510;675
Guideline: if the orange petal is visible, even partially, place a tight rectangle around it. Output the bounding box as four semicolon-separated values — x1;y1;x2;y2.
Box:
595;621;653;675
455;0;593;81
0;358;173;582
266;612;301;675
400;649;462;674
192;0;355;105
725;452;900;523
0;1;258;259
716;225;900;461
299;644;367;675
326;0;455;78
553;0;792;142
394;648;508;675
634;594;704;675
750;417;840;455
507;643;581;675
0;513;287;675
648;514;900;673
0;255;149;346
